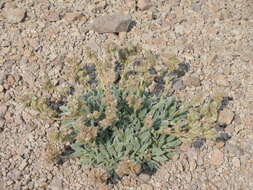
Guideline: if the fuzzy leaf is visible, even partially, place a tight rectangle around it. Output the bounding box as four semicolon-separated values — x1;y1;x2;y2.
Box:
152;155;168;162
151;148;164;156
165;140;181;148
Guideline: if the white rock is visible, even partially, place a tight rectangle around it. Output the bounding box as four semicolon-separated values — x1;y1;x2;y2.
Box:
232;157;240;168
189;160;197;171
175;24;184;35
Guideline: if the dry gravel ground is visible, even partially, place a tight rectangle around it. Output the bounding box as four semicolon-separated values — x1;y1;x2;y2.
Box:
0;0;253;189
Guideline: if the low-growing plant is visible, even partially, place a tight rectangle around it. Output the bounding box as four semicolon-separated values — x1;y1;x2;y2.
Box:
60;85;184;177
23;45;224;182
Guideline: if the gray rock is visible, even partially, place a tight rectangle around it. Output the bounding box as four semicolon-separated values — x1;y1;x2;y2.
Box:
139;173;151;183
4;8;26;24
192;3;202;12
172;79;185;91
225;143;243;156
191;183;199;190
92;13;133;33
8;169;21;181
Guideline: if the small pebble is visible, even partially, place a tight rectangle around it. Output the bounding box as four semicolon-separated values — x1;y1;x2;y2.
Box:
185;75;201;87
192;138;206;149
50;176;63;190
210;149;224;166
44;10;60;22
139;173;151;183
172;79;185;91
19;160;28;170
138;183;154;190
64;12;83;22
0;85;3;92
232;157;240;168
215;140;225;148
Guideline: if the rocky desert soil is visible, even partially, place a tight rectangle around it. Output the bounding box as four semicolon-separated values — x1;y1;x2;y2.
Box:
0;0;253;189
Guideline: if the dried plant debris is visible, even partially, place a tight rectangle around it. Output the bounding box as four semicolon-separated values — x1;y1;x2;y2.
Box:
43;142;64;164
23;45;232;183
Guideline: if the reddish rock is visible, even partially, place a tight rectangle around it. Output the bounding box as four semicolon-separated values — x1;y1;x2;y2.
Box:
64;12;83;22
210;149;224;166
44;10;60;22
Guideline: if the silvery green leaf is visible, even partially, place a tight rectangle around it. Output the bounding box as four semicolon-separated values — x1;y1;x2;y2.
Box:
160;120;170;127
133;139;141;152
71;142;84;152
138;108;148;119
165;140;181;148
125;143;134;155
59;105;69;112
80;158;93;165
62;119;75;126
139;131;151;142
165;135;177;142
107;143;117;158
138;141;150;153
96;153;105;163
169;104;177;115
152;155;168;162
72;151;84;157
100;146;110;159
166;152;174;158
151;148;164;156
